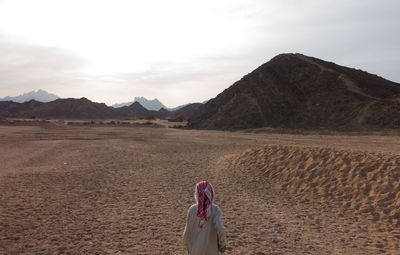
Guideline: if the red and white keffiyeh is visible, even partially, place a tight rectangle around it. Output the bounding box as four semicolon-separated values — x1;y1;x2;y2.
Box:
195;181;214;229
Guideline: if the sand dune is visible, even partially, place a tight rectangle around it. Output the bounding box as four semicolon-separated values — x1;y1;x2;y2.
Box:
230;145;400;230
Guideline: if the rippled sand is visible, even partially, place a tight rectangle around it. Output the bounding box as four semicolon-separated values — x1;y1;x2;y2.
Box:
1;124;400;254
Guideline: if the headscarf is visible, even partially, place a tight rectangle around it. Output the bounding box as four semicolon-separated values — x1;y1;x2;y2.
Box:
195;181;214;229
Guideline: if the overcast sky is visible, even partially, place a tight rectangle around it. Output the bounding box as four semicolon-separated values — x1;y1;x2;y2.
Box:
0;0;399;107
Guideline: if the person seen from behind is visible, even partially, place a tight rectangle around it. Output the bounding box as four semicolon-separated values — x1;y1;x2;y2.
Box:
183;181;227;255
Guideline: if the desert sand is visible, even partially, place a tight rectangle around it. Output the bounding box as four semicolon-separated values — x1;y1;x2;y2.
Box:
1;123;400;254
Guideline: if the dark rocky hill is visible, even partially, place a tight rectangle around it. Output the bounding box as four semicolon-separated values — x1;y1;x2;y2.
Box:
0;100;44;118
0;97;202;120
156;108;171;119
187;53;400;130
33;98;122;119
114;102;154;119
0;98;123;119
171;103;202;119
112;97;167;111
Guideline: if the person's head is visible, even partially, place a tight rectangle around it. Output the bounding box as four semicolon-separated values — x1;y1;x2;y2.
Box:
194;181;214;228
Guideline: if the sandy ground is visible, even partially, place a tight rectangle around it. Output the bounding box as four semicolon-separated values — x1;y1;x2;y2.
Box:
1;124;400;254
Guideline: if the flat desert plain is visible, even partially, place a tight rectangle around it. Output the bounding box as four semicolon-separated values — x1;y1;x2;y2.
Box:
1;124;400;254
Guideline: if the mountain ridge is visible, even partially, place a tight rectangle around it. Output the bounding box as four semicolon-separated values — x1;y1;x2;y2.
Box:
112;97;167;111
0;89;59;103
0;97;201;120
187;53;400;130
112;97;196;112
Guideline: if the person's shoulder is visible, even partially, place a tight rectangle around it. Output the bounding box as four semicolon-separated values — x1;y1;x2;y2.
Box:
188;204;197;213
212;204;222;213
213;204;221;209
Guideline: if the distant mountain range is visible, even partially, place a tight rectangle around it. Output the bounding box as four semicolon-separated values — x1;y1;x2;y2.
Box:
112;97;191;111
2;53;400;131
0;97;202;120
188;53;400;130
0;89;59;103
112;97;166;111
0;89;203;118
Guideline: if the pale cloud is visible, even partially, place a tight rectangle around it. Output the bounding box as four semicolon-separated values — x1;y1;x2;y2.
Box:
0;0;399;107
0;37;89;96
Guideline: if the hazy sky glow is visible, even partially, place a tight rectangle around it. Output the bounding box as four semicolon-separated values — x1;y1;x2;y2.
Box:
0;0;399;107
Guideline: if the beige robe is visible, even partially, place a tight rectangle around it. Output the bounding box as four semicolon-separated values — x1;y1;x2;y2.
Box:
183;204;226;255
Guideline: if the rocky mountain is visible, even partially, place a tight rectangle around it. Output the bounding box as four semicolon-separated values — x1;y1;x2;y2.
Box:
34;98;123;119
112;97;167;111
114;102;202;120
0;89;59;103
111;101;133;108
134;97;166;111
114;102;155;119
171;103;202;119
168;103;190;112
0;100;44;118
156;108;171;119
111;96;206;114
187;53;400;130
0;98;123;119
0;97;201;120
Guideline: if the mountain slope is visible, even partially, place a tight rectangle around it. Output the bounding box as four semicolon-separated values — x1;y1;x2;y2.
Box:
0;98;123;119
0;100;44;118
32;98;123;119
111;101;134;108
112;97;167;111
133;97;166;111
114;102;154;119
0;98;201;120
171;103;202;119
188;53;400;130
0;89;59;103
168;103;191;112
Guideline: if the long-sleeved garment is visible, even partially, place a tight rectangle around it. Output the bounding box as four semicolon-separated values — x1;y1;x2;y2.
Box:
183;204;226;255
